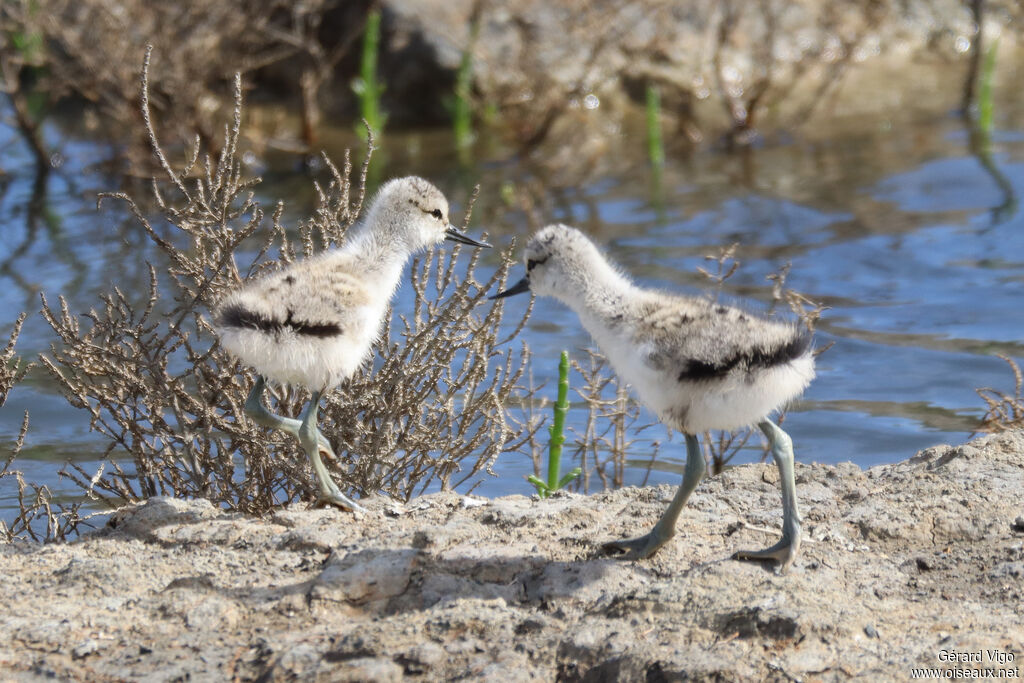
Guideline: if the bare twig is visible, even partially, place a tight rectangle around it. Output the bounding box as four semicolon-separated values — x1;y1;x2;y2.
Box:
975;356;1024;434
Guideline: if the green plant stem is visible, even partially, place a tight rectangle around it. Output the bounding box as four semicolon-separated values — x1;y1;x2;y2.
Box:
354;8;385;137
529;350;579;499
646;84;665;168
452;19;477;152
978;37;999;138
547;350;569;491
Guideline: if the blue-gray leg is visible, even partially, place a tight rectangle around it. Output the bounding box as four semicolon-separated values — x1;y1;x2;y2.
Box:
604;433;706;559
245;376;331;452
297;391;366;511
245;378;365;512
733;419;802;573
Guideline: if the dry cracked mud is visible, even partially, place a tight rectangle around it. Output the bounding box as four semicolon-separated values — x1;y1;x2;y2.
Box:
2;431;1023;681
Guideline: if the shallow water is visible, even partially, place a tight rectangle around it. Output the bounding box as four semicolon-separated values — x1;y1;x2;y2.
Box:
1;88;1023;515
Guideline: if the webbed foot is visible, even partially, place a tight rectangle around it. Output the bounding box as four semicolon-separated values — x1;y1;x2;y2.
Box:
734;533;801;574
602;530;670;560
314;486;367;513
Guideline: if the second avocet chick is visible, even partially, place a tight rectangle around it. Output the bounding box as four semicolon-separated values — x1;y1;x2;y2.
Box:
492;224;814;572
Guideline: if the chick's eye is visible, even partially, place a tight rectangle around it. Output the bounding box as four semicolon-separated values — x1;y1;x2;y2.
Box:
527;255;549;271
430;208;443;220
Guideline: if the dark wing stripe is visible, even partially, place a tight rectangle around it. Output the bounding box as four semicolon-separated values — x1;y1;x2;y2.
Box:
286;317;343;338
677;329;811;382
678;358;731;381
217;304;342;338
753;330;812;367
217;304;275;332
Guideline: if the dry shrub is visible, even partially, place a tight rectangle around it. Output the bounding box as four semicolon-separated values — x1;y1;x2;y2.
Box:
514;348;648;495
0;314;29;407
566;350;662;492
329;242;535;496
0;412;89;543
976;355;1024;433
1;0;370;167
1;315;88;542
36;51;534;515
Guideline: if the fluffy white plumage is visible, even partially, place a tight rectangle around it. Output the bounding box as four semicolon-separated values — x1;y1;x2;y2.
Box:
493;223;814;568
214;176;483;390
505;224;814;432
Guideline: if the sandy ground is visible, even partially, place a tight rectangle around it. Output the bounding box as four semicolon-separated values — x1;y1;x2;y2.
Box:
1;431;1023;682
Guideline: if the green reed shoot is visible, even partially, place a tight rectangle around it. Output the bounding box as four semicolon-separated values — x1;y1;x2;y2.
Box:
969;34;1015;225
452;53;472;151
978;37;999;138
451;12;479;154
11;24;44;68
645;84;665;168
529;351;581;498
352;8;386;137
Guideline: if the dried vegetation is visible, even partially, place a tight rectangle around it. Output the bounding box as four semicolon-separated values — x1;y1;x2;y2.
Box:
975;355;1024;434
519;349;663;495
1;315;87;542
0;0;373;161
0;51;536;541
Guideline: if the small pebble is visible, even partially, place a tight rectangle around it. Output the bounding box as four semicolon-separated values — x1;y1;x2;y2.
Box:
72;639;100;659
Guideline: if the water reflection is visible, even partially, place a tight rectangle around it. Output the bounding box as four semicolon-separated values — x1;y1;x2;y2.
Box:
0;163;86;311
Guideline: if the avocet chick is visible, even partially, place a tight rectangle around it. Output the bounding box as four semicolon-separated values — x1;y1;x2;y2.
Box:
215;176;489;511
492;224;814;572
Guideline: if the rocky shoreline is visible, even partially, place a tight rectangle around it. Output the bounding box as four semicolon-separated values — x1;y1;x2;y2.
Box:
378;0;1023;137
2;431;1023;681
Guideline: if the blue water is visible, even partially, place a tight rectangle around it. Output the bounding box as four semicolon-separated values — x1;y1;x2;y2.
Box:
2;100;1023;516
